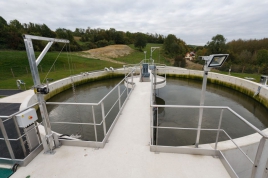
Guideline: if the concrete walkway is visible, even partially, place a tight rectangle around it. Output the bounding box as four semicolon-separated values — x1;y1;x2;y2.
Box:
0;90;34;103
11;77;230;178
0;89;23;96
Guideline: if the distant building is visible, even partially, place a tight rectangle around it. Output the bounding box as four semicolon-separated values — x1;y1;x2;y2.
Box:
185;52;195;60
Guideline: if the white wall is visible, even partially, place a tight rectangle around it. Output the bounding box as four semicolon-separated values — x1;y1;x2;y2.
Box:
20;69;127;110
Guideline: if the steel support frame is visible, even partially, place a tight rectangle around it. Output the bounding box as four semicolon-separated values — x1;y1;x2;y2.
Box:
23;35;69;153
150;47;160;61
0;118;15;159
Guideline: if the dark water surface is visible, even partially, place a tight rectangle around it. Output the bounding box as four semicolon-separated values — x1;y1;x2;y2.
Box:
47;77;268;146
47;78;127;141
156;78;268;146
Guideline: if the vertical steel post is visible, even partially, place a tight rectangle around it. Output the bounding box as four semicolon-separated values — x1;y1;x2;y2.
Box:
118;86;121;109
24;38;54;152
0;118;15;159
127;76;129;96
215;109;224;150
251;137;268;178
131;69;133;90
195;70;208;148
101;102;107;136
124;65;126;78
153;66;157;104
156;107;159;145
91;106;98;142
150;106;153;145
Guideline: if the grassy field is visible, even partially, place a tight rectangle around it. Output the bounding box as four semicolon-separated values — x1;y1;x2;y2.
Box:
114;43;170;65
1;45;262;89
0;50;122;89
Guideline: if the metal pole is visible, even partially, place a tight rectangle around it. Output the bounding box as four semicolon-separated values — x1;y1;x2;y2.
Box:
156;107;159;145
0;118;15;159
131;70;133;90
195;70;208;148
124;65;126;78
215;109;224;150
150;107;153;145
251;137;268;178
153;67;157;103
92;106;98;142
144;51;147;63
11;68;15;78
150;48;152;61
118;86;121;109
101;102;107;136
127;77;129;96
24;37;54;152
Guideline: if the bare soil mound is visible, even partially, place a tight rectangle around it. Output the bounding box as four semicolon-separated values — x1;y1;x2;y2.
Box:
186;60;203;70
85;45;133;58
79;45;134;64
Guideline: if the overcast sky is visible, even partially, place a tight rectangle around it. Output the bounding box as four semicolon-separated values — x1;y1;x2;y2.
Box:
1;0;268;45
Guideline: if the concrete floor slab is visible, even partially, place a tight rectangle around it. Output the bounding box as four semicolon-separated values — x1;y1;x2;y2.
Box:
11;77;230;178
0;90;34;103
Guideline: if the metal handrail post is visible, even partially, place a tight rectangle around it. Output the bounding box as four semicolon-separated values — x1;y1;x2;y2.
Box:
124;65;126;78
156;107;159;145
150;106;153;145
0;118;15;159
126;78;129;96
215;109;224;150
131;70;133;90
101;102;107;136
195;70;208;148
92;106;98;142
118;86;121;109
251;137;268;178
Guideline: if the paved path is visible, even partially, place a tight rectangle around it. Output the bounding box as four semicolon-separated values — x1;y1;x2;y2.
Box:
0;89;23;96
0;103;21;116
0;90;34;103
12;77;230;178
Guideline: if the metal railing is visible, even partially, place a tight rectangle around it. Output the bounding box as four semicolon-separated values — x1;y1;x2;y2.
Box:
0;68;136;166
0;103;43;166
45;69;136;147
150;72;268;178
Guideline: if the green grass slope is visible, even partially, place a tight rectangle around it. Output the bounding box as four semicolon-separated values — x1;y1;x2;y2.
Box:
114;43;170;65
0;51;122;89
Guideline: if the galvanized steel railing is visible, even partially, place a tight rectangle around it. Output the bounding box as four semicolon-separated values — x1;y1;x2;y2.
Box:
150;70;268;178
0;68;136;166
0;103;43;166
46;69;136;147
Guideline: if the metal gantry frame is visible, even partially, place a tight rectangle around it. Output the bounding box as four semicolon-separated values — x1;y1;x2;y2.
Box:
23;34;69;153
150;47;160;61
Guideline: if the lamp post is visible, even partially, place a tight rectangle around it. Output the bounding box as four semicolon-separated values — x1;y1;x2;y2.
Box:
150;47;159;64
144;51;147;63
195;54;229;148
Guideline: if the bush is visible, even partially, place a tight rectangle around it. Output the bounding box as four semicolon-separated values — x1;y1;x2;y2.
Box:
174;55;186;67
96;40;108;48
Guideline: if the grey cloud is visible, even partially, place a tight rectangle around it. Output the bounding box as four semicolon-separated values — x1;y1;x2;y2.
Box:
1;0;268;45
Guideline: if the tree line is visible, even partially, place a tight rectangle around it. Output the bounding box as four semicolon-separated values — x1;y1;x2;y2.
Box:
0;16;164;51
194;34;268;74
2;16;267;74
